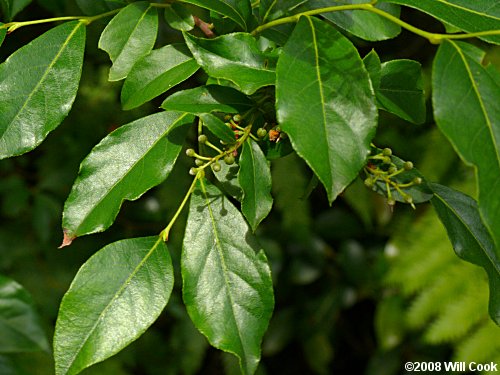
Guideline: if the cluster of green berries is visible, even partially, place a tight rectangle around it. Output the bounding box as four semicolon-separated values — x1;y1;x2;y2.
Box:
364;147;422;208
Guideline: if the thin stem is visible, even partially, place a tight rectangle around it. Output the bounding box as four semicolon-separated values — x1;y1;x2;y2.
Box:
160;172;202;241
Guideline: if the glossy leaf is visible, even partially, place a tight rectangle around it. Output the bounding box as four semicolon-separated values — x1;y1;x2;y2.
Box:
0;0;30;21
433;41;500;250
179;0;252;30
184;32;277;95
199;113;236;143
304;0;401;41
383;0;500;44
377;59;425;124
62;111;193;239
259;0;306;23
0;21;85;160
161;85;253;114
363;49;381;89
430;183;500;324
0;24;5;47
54;237;174;375
98;2;158;81
121;44;199;110
182;179;274;375
276;16;377;203
0;275;49;353
239;139;273;231
164;3;194;31
75;0;126;16
213;162;242;200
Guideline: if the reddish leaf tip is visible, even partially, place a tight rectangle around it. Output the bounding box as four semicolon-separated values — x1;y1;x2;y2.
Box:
59;231;75;249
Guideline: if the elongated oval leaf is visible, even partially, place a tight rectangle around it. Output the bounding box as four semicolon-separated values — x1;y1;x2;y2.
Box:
62;111;193;239
121;44;199;110
377;59;425;124
276;16;377;203
432;40;500;250
0;275;49;353
363;49;382;89
98;2;158;81
304;0;401;41
384;0;500;44
164;3;194;31
161;85;253;114
184;32;277;95
180;0;252;30
430;183;500;324
0;21;85;160
182;179;274;375
239;139;273;231
199;113;236;143
54;236;173;375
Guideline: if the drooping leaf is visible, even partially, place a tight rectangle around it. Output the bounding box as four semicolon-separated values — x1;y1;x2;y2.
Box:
62;111;193;239
161;85;253;114
199;113;236;143
75;0;126;16
432;40;500;250
377;59;426;124
303;0;401;41
98;2;158;81
121;44;199;110
164;3;195;31
179;0;252;30
0;21;85;160
54;236;174;375
383;0;500;44
276;16;377;203
0;0;31;21
182;179;274;375
0;275;50;353
430;183;500;324
363;49;381;89
184;32;277;95
239;139;273;231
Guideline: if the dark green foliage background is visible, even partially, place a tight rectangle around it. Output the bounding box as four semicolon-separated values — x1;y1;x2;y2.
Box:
1;1;499;374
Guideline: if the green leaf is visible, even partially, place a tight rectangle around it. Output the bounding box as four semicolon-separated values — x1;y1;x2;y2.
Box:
377;59;426;124
62;111;193;239
430;183;500;324
259;0;306;23
199;113;236;143
121;44;199;110
432;41;500;251
0;275;50;353
54;236;174;375
304;0;401;41
383;0;500;44
213;162;242;201
363;49;381;89
182;179;274;375
276;16;377;203
98;2;158;81
0;21;85;160
179;0;252;30
0;24;5;47
184;32;277;95
164;3;195;31
161;85;253;114
0;0;30;21
239;139;273;231
75;0;126;16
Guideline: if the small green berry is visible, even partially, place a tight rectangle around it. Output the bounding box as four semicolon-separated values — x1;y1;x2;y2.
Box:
233;114;242;122
189;167;198;176
198;134;208;144
382;156;392;164
195;159;204;166
412;177;422;185
364;177;374;188
403;161;414;171
212;162;221;172
388;165;398;174
257;128;267;138
382;148;392;157
224;155;235;165
186;148;196;157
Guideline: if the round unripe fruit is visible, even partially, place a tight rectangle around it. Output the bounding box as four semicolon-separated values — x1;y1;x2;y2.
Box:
198;134;208;144
382;148;392;157
233;114;242;122
189;167;198;176
412;177;422;185
224;155;235;165
195;159;204;166
212;162;221;172
388;165;398;174
403;161;414;171
186;148;196;157
257;128;267;138
364;177;374;188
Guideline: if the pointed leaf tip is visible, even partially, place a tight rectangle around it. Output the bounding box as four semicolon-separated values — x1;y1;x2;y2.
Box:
58;230;75;249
